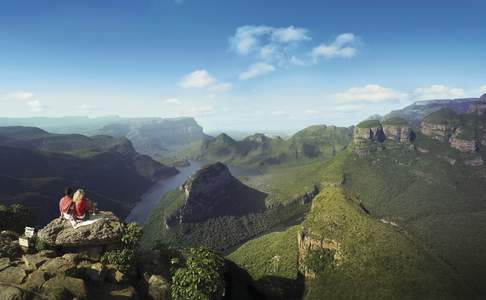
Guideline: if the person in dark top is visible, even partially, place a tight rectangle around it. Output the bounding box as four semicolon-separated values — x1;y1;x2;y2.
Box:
59;187;74;218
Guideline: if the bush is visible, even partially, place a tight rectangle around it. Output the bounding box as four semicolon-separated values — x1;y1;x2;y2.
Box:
101;222;142;272
304;248;335;275
171;247;225;300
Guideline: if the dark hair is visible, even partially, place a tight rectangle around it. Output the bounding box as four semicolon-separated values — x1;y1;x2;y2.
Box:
65;187;74;197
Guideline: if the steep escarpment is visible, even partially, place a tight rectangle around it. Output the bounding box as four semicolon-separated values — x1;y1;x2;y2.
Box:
143;162;317;252
0;126;178;225
467;93;486;115
419;108;485;165
353;119;414;156
166;162;266;225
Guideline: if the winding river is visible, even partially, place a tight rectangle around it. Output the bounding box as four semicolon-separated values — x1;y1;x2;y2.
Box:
125;160;259;224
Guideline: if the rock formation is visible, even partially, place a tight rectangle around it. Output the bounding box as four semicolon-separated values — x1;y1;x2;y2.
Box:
449;131;478;153
467;94;486;115
38;211;124;248
420;108;460;142
382;118;414;143
0;212;173;300
166;162;266;225
297;229;342;279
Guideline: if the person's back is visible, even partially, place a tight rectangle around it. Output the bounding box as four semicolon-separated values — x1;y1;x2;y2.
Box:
59;187;74;217
72;189;92;220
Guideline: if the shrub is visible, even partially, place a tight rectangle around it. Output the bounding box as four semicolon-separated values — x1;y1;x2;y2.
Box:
304;248;335;275
101;222;142;272
171;247;225;300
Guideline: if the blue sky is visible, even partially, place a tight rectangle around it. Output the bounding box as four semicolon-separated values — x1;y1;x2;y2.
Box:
1;0;486;131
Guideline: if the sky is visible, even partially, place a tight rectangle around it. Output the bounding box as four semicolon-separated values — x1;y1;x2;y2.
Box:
1;0;486;132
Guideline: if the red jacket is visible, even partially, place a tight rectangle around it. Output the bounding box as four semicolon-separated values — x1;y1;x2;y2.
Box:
74;198;89;219
59;196;73;216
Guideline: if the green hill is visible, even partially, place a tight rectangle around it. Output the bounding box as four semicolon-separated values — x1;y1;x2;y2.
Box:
186;125;353;168
228;186;474;299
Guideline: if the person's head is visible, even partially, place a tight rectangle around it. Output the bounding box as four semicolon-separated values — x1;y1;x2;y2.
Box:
73;189;85;203
64;187;74;198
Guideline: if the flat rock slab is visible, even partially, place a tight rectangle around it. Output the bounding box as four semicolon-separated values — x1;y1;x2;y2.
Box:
0;266;27;285
41;275;88;299
37;211;124;247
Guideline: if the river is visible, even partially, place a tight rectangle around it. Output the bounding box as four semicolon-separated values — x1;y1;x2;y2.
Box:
125;160;260;224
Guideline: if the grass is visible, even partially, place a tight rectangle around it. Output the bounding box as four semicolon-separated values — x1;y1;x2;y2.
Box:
382;117;409;126
302;186;472;300
356;120;381;128
423;108;461;125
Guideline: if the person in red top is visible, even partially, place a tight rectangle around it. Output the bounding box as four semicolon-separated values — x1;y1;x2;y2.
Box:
72;189;93;220
59;187;74;218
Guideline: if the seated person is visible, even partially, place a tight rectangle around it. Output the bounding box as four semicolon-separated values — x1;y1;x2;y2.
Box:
72;189;94;220
59;187;74;219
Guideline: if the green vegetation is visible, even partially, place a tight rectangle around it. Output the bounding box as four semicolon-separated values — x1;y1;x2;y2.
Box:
171;247;225;300
302;248;334;275
382;117;409;126
101;222;143;272
0;203;34;233
356;119;381;128
175;125;353;169
423;108;461;125
227;226;301;299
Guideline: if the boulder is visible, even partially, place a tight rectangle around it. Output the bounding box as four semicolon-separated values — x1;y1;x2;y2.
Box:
110;285;139;299
0;257;11;272
0;230;22;258
22;252;52;272
85;262;107;285
106;265;128;284
22;270;51;291
148;274;170;300
0;284;28;300
41;275;88;300
37;211;124;247
0;266;27;285
38;257;77;277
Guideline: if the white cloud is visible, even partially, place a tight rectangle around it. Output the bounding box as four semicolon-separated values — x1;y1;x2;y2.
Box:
207;93;216;99
164;98;181;104
27;100;47;113
413;84;465;100
79;104;96;114
333;104;366;112
311;33;358;60
271;26;311;43
479;85;486;94
3;91;34;100
239;62;275;80
305;109;320;115
335;84;407;103
179;70;216;88
208;82;232;93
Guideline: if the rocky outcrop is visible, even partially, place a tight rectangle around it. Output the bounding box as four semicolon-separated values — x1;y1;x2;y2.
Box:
166;162;266;226
420;108;460;142
37;211;124;248
467;94;486;115
297;229;342;279
353;120;386;156
450;133;478;153
464;155;484;167
382;118;414;143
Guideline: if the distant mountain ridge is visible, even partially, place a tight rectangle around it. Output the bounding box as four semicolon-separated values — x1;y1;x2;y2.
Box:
0;126;178;225
0;116;208;158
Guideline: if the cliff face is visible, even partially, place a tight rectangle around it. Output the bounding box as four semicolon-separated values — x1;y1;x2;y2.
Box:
166;162;266;226
353;119;413;156
297;229;342;279
420;122;455;142
467;94;486;115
